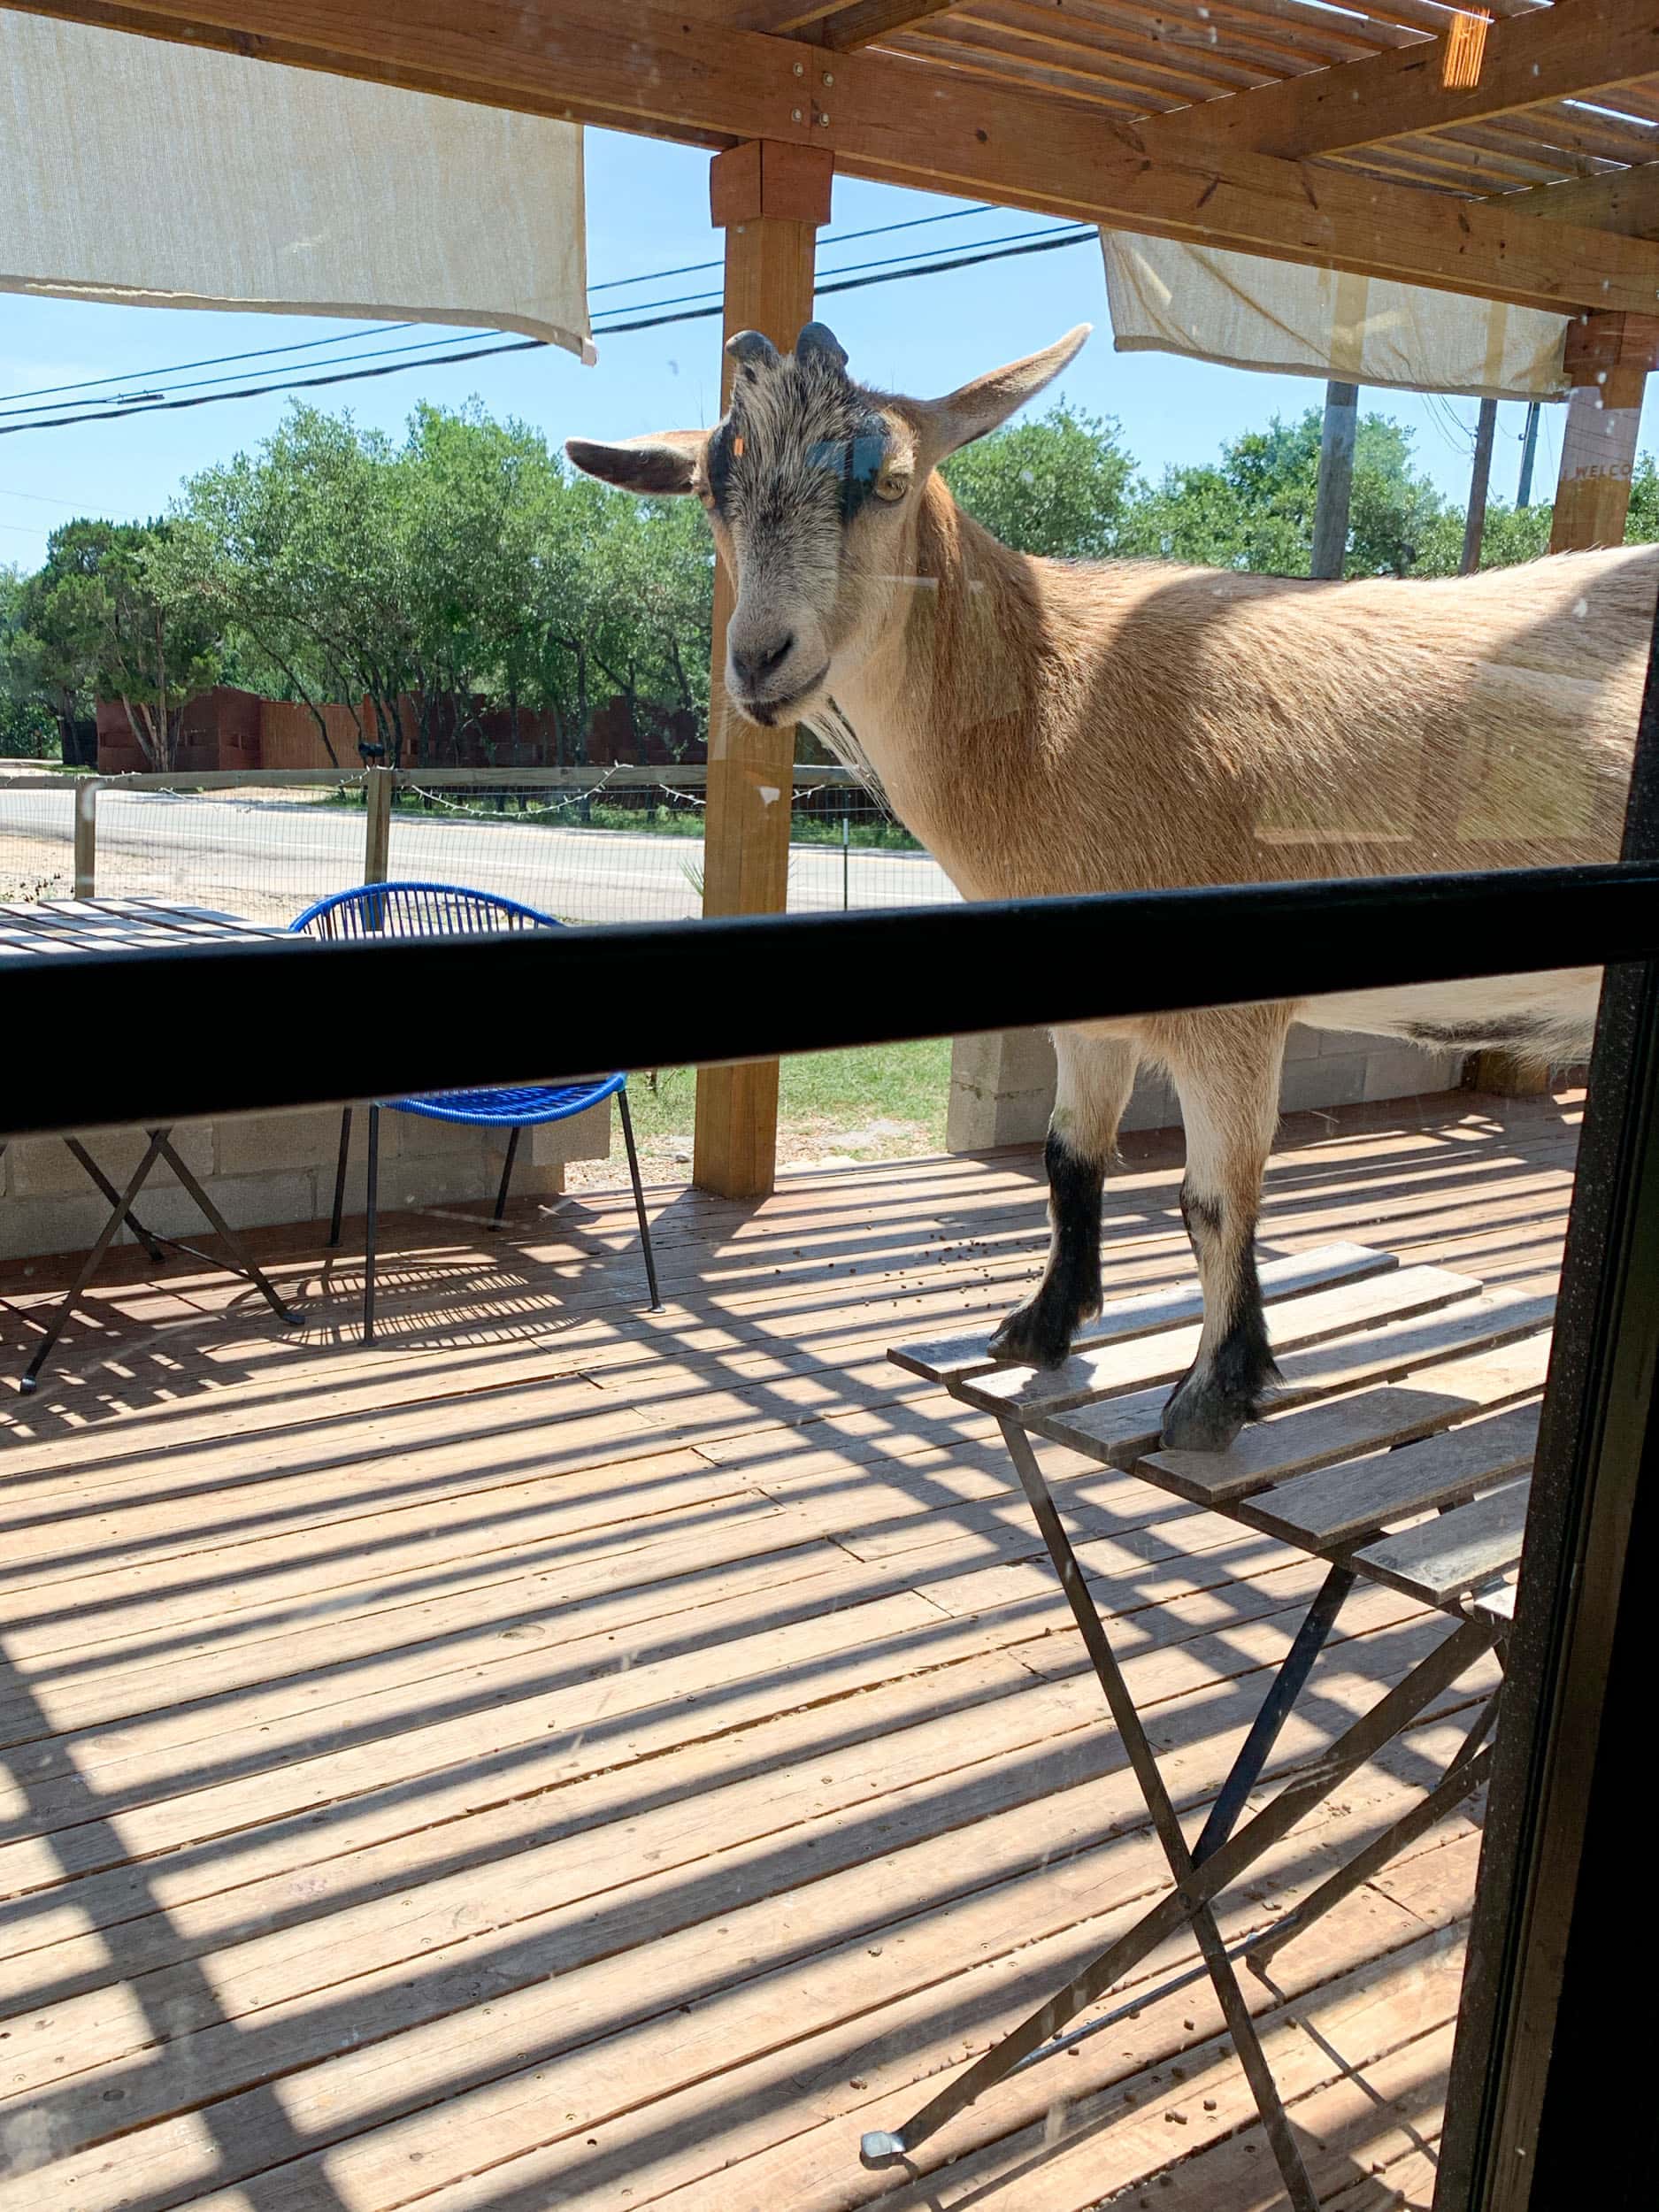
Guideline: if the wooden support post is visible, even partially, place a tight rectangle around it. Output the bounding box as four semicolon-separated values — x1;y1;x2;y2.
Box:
1548;311;1659;554
1310;380;1357;580
1475;314;1658;1098
364;766;394;885
693;140;832;1201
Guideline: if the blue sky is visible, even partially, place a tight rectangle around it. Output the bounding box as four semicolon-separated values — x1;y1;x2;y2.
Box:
2;126;1652;572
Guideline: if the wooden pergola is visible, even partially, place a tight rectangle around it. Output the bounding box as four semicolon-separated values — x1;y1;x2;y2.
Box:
9;0;1659;1190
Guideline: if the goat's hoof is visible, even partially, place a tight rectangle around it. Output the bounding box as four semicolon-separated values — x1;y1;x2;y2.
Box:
989;1301;1073;1370
1159;1373;1250;1455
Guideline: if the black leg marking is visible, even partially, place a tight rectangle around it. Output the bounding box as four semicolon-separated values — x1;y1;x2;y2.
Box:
1161;1185;1279;1453
990;1129;1105;1368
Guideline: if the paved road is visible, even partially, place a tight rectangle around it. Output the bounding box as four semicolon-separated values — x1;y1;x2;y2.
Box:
0;786;957;925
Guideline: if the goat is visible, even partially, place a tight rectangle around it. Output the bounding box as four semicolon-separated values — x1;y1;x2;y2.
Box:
570;322;1658;1452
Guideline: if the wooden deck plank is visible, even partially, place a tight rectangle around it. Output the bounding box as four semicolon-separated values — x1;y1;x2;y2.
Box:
2;1682;1483;2211
0;1102;1576;1486
0;1093;1580;2212
0;1594;1448;2121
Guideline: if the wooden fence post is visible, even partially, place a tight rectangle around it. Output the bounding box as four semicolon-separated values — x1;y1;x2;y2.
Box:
73;779;99;899
692;140;832;1201
364;767;393;885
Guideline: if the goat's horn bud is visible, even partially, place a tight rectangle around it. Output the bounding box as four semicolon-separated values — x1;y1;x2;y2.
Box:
725;330;780;369
795;322;849;370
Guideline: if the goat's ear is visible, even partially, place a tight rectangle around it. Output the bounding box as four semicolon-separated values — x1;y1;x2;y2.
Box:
920;326;1092;457
565;430;705;496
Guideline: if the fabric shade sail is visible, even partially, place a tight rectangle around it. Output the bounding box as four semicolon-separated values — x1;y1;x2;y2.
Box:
1100;231;1568;403
2;12;591;358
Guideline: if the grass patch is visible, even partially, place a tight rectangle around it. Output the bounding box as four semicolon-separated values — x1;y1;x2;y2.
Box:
571;1036;952;1189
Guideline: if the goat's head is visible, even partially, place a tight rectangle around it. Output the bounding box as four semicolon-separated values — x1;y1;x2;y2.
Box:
566;321;1089;726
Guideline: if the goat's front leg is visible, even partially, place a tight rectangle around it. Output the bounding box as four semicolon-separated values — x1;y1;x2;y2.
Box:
1155;1005;1292;1453
991;1032;1138;1367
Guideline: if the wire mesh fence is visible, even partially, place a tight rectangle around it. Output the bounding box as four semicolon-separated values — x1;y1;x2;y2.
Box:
90;781;369;925
0;778;76;902
0;765;960;923
389;773;957;921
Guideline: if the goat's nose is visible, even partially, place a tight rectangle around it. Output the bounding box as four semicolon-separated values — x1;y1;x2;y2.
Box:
730;630;795;692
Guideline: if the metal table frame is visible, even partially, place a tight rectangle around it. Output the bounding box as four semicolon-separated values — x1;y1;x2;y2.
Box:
1;901;305;1391
862;1257;1525;2209
0;1128;299;1392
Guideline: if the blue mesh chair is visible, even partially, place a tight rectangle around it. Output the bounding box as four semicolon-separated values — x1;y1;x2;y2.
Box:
291;882;660;1341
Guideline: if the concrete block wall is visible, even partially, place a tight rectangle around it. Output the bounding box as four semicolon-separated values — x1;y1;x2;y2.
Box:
0;1098;611;1263
947;1024;1463;1153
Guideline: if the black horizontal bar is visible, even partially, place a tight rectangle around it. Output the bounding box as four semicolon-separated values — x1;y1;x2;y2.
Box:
4;864;1657;1141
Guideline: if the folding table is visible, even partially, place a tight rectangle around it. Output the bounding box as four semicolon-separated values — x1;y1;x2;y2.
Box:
862;1240;1551;2209
0;898;303;1390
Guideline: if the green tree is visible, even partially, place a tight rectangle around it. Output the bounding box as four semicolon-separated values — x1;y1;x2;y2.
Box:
1119;406;1447;578
10;519;219;768
1626;452;1659;542
944;403;1134;558
0;566;61;757
1409;496;1554;577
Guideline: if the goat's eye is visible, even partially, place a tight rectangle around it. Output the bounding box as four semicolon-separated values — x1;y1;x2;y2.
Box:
875;473;910;504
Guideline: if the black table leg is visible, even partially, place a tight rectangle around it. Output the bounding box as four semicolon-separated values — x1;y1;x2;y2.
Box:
19;1131;169;1394
860;1411;1490;2200
154;1134;300;1324
64;1138;168;1265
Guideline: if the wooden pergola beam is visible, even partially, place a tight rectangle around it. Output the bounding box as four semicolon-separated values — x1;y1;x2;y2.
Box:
1495;158;1659;240
7;0;1659;316
1143;0;1659;160
743;0;964;46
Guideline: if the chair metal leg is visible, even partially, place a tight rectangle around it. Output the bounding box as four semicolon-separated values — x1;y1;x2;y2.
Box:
330;1108;353;1247
618;1088;661;1309
364;1104;380;1345
20;1132;169;1394
493;1127;521;1225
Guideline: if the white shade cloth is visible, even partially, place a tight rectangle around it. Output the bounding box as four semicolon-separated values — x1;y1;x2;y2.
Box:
2;12;591;358
1101;231;1567;403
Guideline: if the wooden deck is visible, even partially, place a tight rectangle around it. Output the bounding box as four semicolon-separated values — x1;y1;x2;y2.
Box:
0;1086;1582;2212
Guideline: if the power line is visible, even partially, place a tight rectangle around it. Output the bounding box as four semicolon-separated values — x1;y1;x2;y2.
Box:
0;326;500;423
584;219;1086;333
596;227;1094;335
587;200;996;296
0;202;1010;417
0;336;547;436
0;320;413;408
0;225;1098;438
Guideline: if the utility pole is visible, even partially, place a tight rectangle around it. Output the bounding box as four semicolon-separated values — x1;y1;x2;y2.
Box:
1517;399;1541;509
1460;397;1498;573
1310;380;1358;580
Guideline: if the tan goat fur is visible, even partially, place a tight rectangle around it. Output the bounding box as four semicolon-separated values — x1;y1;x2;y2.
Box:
569;323;1658;1449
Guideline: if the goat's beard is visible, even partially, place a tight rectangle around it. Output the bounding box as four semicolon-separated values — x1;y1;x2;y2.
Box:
803;696;889;810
